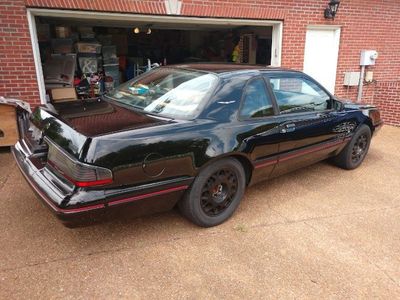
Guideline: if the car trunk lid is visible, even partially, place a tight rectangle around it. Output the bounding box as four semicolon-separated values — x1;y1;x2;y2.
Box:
18;98;169;160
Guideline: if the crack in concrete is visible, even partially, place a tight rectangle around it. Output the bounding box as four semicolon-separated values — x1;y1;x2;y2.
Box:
303;221;400;288
1;205;399;275
369;260;400;287
265;201;291;223
250;205;400;229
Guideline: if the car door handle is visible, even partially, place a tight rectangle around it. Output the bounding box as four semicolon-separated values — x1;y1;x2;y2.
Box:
317;112;330;118
280;123;296;133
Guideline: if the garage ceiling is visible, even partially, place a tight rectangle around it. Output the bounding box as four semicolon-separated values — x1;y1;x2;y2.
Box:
38;17;248;31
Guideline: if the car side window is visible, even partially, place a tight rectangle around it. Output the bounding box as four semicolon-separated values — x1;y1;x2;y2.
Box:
239;78;274;119
268;76;331;114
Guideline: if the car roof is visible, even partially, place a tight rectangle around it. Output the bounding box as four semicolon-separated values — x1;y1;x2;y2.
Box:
169;62;298;75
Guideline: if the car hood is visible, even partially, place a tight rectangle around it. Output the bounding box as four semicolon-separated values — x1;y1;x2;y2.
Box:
342;101;382;127
343;101;377;110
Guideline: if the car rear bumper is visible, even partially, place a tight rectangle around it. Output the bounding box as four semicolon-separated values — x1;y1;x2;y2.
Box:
12;141;192;227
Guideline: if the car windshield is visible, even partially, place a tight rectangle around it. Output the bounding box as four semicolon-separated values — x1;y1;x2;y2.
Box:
106;67;218;119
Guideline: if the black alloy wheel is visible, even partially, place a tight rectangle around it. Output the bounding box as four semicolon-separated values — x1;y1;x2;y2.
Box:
351;134;368;164
179;158;246;227
333;124;371;170
200;168;238;217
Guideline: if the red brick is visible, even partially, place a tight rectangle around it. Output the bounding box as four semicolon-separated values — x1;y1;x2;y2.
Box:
0;0;398;122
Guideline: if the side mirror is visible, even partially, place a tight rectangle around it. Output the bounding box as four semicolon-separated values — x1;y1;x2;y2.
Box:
333;99;345;111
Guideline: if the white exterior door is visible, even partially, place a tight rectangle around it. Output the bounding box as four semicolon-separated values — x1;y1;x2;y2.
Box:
303;26;340;94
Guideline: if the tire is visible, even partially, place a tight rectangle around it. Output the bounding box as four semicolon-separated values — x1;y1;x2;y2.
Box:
178;158;246;227
333;124;371;170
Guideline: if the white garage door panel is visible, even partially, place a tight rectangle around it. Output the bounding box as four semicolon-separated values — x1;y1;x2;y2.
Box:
303;27;340;94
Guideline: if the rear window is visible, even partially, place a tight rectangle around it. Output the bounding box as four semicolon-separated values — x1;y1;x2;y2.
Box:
106;67;218;119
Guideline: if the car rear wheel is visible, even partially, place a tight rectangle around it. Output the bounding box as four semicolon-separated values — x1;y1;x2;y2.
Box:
179;158;246;227
333;124;371;170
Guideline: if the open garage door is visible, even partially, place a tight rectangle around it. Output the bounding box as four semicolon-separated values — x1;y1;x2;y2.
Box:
27;9;283;104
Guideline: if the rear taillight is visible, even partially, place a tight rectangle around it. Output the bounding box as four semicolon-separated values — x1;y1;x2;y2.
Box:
46;139;113;187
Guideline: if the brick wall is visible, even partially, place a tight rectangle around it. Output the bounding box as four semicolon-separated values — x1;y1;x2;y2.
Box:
373;81;400;126
0;0;40;106
0;0;399;125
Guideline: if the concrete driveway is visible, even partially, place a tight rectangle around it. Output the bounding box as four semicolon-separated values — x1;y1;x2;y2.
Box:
0;126;399;299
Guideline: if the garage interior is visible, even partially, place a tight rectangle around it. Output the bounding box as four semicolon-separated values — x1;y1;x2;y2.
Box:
34;16;273;103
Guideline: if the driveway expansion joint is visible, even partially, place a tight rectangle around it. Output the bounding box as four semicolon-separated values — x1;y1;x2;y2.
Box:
2;205;399;274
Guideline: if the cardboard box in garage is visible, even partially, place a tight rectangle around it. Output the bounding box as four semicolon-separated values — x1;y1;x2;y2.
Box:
0;104;19;147
51;87;77;103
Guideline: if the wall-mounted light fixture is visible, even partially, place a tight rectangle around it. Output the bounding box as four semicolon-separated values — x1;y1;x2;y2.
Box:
133;27;140;34
324;0;340;19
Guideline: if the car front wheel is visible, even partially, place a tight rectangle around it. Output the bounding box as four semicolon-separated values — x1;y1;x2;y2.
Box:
179;158;246;227
333;124;371;170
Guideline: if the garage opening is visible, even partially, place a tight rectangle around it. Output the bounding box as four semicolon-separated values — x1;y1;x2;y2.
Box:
28;10;282;104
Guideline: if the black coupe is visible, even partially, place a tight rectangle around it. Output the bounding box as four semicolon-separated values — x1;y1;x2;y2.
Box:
12;64;383;227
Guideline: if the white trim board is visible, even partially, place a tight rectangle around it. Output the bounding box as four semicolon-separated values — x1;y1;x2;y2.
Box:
27;10;47;104
306;25;342;30
27;8;283;104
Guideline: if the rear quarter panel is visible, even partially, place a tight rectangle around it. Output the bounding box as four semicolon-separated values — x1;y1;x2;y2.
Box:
84;120;246;188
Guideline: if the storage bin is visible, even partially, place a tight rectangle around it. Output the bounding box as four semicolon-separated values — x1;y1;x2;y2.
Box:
80;33;96;40
97;34;113;46
102;45;118;64
104;64;120;87
51;39;73;54
44;54;76;87
75;42;102;54
79;55;98;74
55;26;71;38
102;45;117;58
78;27;95;40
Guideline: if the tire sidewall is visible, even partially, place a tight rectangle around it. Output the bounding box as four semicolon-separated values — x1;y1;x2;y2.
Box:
345;124;371;169
185;158;246;227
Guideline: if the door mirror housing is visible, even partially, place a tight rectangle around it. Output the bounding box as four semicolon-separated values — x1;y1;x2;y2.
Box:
333;99;345;111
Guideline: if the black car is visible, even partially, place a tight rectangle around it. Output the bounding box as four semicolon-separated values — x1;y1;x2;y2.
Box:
12;64;383;227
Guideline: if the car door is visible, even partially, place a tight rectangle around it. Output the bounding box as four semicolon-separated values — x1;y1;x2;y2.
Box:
263;73;344;177
234;76;282;184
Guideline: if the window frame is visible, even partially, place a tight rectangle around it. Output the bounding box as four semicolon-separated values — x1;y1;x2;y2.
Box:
237;75;279;121
262;72;334;116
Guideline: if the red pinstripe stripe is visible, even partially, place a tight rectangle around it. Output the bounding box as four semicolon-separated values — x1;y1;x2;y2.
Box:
254;159;278;169
254;139;348;168
279;140;345;163
108;185;189;206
